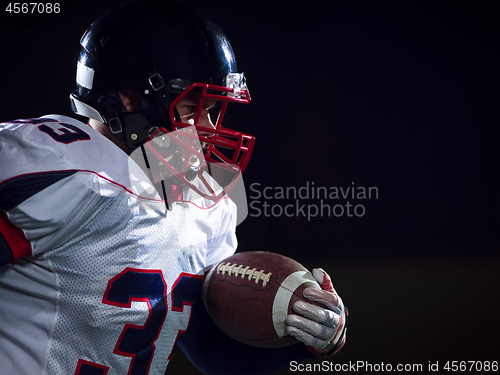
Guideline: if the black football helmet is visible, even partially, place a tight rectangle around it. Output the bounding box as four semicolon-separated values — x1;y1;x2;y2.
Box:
70;0;254;200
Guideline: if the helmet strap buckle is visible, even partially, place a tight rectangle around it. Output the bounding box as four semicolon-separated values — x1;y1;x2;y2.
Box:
108;110;123;134
148;68;166;92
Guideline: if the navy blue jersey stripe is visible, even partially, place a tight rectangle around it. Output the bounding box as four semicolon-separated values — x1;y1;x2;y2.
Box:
0;170;78;211
0;231;13;265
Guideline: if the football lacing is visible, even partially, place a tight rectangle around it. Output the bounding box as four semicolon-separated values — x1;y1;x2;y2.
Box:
216;262;273;287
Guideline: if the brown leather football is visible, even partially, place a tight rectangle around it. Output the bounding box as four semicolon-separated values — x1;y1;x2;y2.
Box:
202;251;321;348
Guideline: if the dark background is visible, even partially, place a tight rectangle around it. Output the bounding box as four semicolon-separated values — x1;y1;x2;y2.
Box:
1;0;498;373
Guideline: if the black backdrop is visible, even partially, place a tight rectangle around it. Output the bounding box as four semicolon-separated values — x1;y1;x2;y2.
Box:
1;1;498;373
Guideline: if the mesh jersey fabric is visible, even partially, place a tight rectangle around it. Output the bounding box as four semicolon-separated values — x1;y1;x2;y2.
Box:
0;115;237;374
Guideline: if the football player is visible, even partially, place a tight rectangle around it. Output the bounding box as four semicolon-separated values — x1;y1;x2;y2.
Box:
0;1;346;374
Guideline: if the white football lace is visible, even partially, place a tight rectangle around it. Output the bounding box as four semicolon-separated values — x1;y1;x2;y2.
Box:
216;262;273;287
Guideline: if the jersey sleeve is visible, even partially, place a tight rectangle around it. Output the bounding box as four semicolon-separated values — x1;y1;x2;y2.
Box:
0;171;78;264
0;116;137;266
0;171;113;265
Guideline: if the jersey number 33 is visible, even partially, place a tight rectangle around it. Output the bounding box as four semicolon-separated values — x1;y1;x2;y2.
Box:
75;269;203;375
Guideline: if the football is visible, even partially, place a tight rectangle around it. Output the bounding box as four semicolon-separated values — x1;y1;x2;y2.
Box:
202;251;321;348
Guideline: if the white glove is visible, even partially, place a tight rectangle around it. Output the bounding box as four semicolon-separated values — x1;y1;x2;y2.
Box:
286;268;347;355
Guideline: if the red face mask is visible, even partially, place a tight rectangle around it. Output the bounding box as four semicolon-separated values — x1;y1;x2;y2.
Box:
143;76;254;202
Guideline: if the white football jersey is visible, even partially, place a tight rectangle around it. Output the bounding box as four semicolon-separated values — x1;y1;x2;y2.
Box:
0;115;238;374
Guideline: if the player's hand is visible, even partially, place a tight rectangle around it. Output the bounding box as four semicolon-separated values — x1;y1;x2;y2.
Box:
286;268;347;355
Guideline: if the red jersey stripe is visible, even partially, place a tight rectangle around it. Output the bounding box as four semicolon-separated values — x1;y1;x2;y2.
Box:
0;211;32;262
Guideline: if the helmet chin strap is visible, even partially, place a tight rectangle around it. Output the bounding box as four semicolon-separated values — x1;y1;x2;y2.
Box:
144;67;203;182
145;67;188;126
